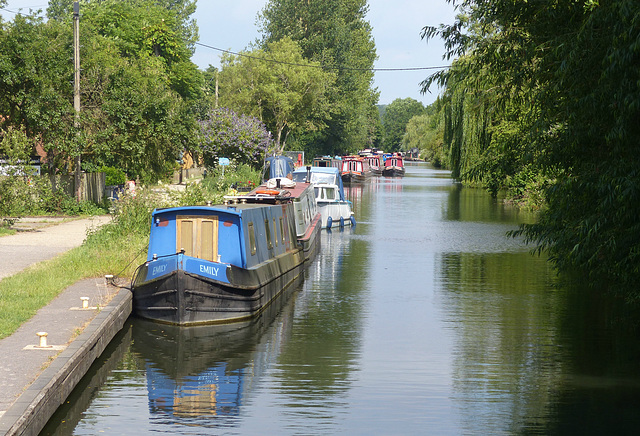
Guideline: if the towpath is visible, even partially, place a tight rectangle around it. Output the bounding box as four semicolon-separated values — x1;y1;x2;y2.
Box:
0;215;120;428
0;216;111;280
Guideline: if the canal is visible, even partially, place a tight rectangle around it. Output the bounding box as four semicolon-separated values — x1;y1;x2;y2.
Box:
41;163;640;435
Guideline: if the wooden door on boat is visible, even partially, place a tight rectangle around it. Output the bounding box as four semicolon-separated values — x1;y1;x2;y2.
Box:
176;215;219;261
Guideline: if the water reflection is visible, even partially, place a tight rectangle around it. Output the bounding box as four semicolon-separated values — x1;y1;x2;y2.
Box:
133;278;301;429
265;230;367;431
41;325;135;436
438;251;564;434
528;283;640;435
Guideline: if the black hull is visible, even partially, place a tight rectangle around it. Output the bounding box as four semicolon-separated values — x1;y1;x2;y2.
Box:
382;168;405;177
133;255;304;326
342;173;370;184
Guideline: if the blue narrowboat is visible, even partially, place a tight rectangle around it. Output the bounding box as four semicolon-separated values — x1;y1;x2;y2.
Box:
261;155;295;181
132;180;320;325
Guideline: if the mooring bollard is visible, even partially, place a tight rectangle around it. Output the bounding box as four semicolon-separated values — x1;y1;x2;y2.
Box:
36;332;50;348
81;297;89;309
105;274;114;286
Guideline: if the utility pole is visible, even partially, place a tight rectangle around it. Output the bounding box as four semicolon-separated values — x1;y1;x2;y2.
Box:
73;1;82;202
215;70;219;108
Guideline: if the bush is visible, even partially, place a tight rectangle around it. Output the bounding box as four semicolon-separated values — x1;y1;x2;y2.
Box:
201;162;260;194
101;166;127;186
0;174;50;216
0;174;106;217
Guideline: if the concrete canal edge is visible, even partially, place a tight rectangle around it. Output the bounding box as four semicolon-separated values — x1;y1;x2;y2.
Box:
0;288;132;436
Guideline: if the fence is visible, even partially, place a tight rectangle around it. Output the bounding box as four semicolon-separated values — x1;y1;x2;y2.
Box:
50;173;106;203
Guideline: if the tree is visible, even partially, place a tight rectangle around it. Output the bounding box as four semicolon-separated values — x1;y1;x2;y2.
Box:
423;0;640;296
259;0;379;155
0;1;203;182
198;107;274;169
402;113;445;167
218;37;336;153
47;0;199;52
0;13;75;173
381;98;425;152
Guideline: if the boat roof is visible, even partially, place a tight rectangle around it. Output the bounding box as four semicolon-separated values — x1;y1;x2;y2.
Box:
293;166;340;175
225;179;315;205
263;156;295;181
152;203;270;218
292;166;346;201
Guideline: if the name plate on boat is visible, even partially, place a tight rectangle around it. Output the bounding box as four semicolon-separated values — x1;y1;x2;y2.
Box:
145;257;177;282
185;258;229;283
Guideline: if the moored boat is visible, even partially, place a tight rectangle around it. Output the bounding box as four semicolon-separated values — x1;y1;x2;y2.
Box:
382;154;405;177
312;155;342;169
131;179;321;326
292;166;355;229
262;155;295;181
340;156;371;184
363;154;383;176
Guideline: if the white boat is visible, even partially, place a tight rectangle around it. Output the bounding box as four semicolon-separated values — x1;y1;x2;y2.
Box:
292;166;355;229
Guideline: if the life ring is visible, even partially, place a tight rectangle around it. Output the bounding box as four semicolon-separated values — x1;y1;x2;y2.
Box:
255;189;280;195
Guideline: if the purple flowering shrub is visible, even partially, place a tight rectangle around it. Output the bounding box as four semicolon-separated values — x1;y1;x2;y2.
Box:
199;108;273;169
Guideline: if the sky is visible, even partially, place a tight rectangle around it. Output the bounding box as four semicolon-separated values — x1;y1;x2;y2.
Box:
0;0;457;106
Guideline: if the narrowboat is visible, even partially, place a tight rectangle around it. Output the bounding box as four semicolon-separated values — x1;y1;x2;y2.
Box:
340;156;371;184
262;155;295;181
131;180;321;326
382;154;406;177
292;166;355;229
363;154;383;176
312;155;342;169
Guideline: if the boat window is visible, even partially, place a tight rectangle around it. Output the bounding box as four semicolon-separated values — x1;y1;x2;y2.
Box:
176;216;218;261
279;217;285;244
326;188;336;200
273;218;278;247
248;222;256;255
265;219;273;249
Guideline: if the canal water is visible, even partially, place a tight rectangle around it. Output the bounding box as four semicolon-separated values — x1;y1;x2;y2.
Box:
41;163;640;435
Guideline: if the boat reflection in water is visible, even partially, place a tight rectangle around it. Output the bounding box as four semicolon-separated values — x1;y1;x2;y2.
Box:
132;276;300;428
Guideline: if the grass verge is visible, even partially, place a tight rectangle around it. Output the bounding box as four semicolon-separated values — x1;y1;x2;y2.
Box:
0;220;148;340
0;227;16;236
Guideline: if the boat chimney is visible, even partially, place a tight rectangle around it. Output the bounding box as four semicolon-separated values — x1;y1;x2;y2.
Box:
306;166;311;183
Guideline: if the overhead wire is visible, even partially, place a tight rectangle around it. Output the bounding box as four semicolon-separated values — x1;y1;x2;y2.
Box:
195;42;451;72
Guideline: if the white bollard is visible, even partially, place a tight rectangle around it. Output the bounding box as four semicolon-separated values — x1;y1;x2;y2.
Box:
81;297;89;309
36;332;49;348
105;274;114;285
